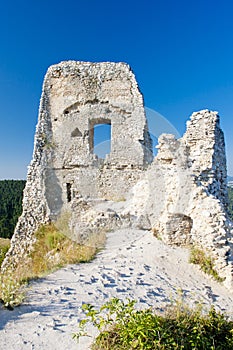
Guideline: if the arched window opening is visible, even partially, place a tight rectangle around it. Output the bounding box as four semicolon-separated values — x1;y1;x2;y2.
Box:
89;119;111;159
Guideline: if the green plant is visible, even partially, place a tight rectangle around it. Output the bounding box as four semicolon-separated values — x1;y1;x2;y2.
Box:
0;238;10;266
41;133;57;150
152;228;162;241
36;223;66;250
0;271;25;309
189;247;225;282
74;298;233;349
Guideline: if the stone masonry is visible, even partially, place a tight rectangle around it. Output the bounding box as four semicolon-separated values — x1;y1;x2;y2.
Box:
126;110;233;287
2;61;233;288
2;61;152;269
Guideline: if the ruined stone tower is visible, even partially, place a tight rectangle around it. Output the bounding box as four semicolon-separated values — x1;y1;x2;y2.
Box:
41;61;153;219
2;61;233;288
3;61;153;268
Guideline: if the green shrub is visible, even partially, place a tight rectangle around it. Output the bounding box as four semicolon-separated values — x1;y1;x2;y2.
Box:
74;298;233;349
189;247;225;282
0;272;25;309
0;238;10;267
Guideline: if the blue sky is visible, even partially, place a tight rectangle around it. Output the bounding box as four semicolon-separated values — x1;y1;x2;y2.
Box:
0;0;233;179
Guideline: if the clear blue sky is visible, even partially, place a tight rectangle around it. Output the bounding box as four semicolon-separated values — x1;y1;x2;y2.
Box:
0;0;233;179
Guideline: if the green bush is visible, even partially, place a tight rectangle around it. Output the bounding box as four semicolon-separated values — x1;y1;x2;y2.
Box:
0;238;10;267
0;272;25;309
74;298;233;349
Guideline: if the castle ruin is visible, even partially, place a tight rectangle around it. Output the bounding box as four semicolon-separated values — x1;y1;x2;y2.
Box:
2;61;233;288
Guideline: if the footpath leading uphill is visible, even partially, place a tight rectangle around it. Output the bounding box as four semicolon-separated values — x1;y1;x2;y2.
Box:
3;62;233;289
1;61;233;349
1;228;233;350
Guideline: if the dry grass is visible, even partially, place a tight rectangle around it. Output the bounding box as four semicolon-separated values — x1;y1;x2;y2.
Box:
54;210;72;238
0;238;11;246
189;246;225;282
20;223;105;280
0;223;106;308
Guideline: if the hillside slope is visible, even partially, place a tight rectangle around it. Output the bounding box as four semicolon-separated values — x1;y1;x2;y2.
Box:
0;229;233;350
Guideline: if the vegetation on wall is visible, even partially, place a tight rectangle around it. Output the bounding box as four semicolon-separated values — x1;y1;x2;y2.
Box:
0;180;26;239
189;246;225;282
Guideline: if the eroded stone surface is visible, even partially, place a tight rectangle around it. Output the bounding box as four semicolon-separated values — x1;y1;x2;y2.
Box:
127;110;233;286
2;62;233;288
2;61;152;269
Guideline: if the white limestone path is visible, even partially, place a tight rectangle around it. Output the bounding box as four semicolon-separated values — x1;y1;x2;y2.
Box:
1;229;233;350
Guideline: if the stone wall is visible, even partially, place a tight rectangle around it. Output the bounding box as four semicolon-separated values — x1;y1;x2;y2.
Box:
42;61;152;217
2;61;152;269
184;110;228;208
2;62;233;289
126;110;233;287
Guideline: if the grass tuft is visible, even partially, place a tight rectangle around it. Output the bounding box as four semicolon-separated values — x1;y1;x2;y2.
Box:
189;246;225;282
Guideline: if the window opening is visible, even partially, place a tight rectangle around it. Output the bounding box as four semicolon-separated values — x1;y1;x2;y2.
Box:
89;120;111;159
66;183;72;202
